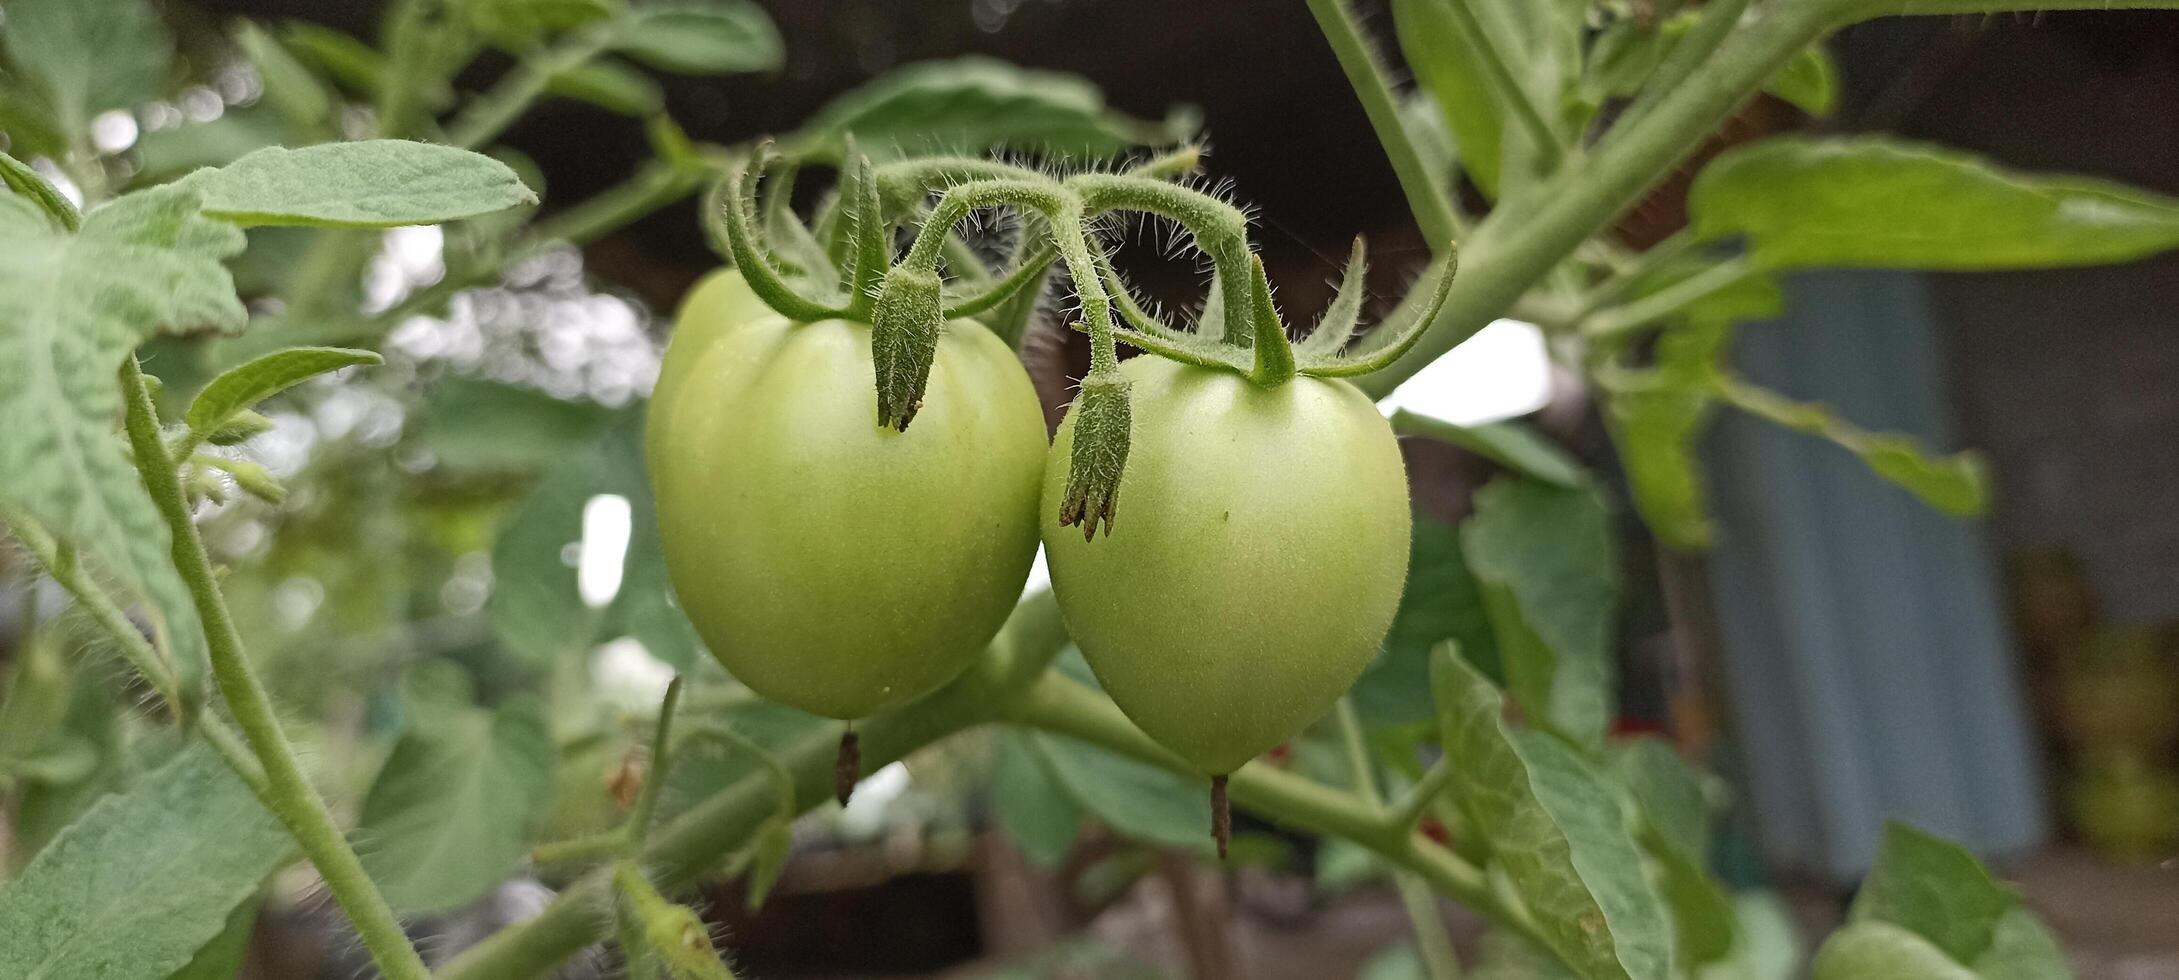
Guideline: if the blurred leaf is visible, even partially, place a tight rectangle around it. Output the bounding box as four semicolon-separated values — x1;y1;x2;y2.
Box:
1606;737;1710;862
1972;906;2072;980
182;140;536;228
743;818;794;909
665;699;828;818
8;670;128;865
472;0;623;45
1850;822;2020;966
0;187;248;699
164;895;261;980
612;1;783;75
1812;922;1978;980
1392;0;1506;196
357;660;557;914
280;22;387;95
1027;728;1211;853
797;56;1185;160
0;627;74;769
1393;411;1586;488
1692;137;2179;270
1607;314;1736;550
1360;943;1426;980
1698;892;1802;980
233;20;335;131
1656;845;1736;966
1768;44;1838;116
1461;478;1618;747
1720;380;1988;516
1355;520;1499;729
1431;645;1674;980
991;729;1082;866
1;0;172;141
420;376;623;472
547;58;665;116
0;742;288;980
185;345;381;435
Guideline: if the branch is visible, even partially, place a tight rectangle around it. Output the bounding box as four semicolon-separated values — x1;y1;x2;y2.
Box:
1355;0;1848;396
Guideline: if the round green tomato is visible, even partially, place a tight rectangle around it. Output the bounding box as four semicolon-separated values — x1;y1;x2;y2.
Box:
647;268;769;482
1041;358;1411;775
649;291;1047;719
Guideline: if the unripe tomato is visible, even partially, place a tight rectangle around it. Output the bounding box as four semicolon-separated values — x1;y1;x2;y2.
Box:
649;275;1048;719
647;269;770;483
1042;357;1411;775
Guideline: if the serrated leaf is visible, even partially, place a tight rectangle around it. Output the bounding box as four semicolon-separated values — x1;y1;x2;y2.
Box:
0;741;288;980
357;661;556;914
613;1;783;75
1432;645;1674;980
185;345;381;434
991;728;1082;866
797;57;1171;160
0;186;248;700
1;0;172;141
183;140;537;228
1691;137;2179;270
1972;906;2072;980
1461;478;1618;747
1850;821;2020;966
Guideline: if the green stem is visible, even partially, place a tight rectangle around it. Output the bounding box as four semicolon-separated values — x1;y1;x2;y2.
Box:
1582;255;1757;341
1386;759;1456;831
1609;0;1751;140
626;676;684;847
1302;0;1464;246
4;510;184;716
1570;228;1701;321
119;359;429;980
1337;701;1463;980
447;28;614;149
1357;0;1848;397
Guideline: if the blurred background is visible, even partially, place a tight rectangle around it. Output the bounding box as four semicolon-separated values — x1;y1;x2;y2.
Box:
3;1;2178;977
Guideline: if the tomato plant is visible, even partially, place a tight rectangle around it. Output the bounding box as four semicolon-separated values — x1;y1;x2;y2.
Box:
0;0;2171;978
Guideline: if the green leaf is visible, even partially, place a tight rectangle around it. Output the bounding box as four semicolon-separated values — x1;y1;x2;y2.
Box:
1461;478;1618;747
184;345;381;435
1971;906;2072;980
613;1;783;75
1027;721;1212;853
797;57;1177;160
164;895;261;980
1392;0;1506;196
1655;845;1737;966
0;0;172;141
1606;737;1710;862
357;661;557;914
1850;821;2021;966
1354;519;1501;728
1720;381;1988;517
1431;644;1675;980
1812;922;1978;980
420;376;622;472
1698;892;1801;980
0;742;288;980
1691;137;2179;270
991;729;1083;866
183;140;537;228
743;818;794;910
547;58;666;116
1;151;82;231
1768;43;1838;116
0;186;248;699
1392;410;1586;488
280;22;388;95
1609;386;1713;549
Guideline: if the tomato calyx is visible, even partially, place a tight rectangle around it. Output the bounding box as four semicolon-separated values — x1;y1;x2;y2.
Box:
871;265;944;430
1055;372;1132;540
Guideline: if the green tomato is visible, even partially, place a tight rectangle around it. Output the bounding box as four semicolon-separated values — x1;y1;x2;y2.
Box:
649;280;1048;719
647;268;769;482
1042;357;1411;775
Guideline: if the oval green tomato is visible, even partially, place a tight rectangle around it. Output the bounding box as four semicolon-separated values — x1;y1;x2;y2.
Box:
649;292;1047;719
1042;358;1411;775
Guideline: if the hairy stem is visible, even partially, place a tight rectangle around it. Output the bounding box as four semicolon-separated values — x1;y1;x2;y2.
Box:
1302;0;1464;246
4;511;185;716
120;359;429;980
